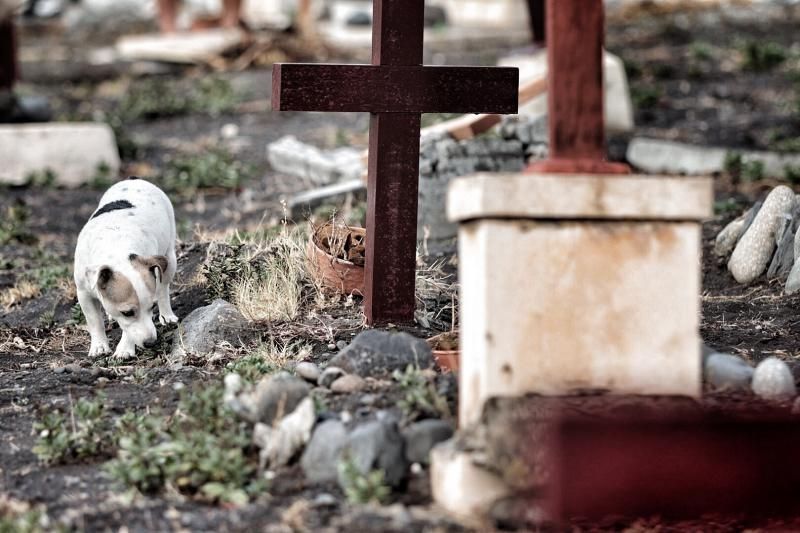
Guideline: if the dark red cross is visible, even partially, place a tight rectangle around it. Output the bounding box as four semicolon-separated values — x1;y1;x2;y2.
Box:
272;0;518;325
527;0;629;174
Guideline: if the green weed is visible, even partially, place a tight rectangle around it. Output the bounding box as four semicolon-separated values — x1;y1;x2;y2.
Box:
740;40;788;71
0;203;37;245
713;198;742;216
32;394;112;465
105;384;265;505
631;86;662;110
162;149;253;197
24;168;57;188
337;455;391;505
119;76;238;121
785;164;800;184
392;364;450;420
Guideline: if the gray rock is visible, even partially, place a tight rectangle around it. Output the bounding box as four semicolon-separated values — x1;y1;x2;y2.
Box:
336;340;348;351
170;299;253;363
339;419;408;489
767;203;800;279
402;419;454;465
301;420;349;483
319;366;346;388
328;330;434;377
752;357;797;400
729;186;796;284
704;352;754;390
252;372;312;424
295;361;322;384
266;135;364;186
714;215;748;258
331;374;366;394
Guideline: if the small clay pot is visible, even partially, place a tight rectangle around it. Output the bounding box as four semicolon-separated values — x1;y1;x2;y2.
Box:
306;223;366;296
427;331;459;372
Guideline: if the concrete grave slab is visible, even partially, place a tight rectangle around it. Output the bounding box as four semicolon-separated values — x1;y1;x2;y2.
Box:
448;172;712;426
498;49;634;134
116;28;246;63
627;137;800;177
0;123;120;188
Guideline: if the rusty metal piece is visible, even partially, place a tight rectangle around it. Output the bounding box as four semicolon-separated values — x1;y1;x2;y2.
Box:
272;64;518;114
526;0;630;174
547;407;800;521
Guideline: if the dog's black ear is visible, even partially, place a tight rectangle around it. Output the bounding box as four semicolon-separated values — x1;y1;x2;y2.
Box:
97;267;114;291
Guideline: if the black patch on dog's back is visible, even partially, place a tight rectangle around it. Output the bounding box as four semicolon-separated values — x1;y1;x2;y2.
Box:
91;200;134;220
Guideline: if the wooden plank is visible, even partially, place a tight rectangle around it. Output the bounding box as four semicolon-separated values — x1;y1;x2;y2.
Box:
548;414;800;521
271;64;519;114
372;0;423;66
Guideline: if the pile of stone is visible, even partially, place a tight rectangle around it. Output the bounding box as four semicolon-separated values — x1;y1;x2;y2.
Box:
715;185;800;294
182;316;459;494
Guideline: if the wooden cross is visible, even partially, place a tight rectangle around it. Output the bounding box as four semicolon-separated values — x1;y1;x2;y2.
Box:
527;0;629;174
272;0;518;325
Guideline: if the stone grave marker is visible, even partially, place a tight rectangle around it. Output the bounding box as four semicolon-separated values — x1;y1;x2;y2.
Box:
432;0;714;524
272;0;519;325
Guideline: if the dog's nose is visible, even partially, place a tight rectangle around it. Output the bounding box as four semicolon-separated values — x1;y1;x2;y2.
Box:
143;338;157;348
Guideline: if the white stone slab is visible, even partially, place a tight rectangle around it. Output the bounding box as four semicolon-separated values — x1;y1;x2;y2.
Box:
436;0;530;30
0;123;120;188
116;28;246;63
450;172;710;426
498;50;635;134
448;172;713;222
627;137;800;177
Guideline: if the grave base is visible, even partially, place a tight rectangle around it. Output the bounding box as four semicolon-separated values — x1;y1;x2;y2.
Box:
447;172;712;427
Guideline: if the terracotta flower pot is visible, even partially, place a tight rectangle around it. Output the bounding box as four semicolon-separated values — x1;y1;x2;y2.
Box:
306;222;366;296
427;331;459;373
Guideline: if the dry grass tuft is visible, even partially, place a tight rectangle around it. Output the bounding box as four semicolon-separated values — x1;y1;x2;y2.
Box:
0;280;41;310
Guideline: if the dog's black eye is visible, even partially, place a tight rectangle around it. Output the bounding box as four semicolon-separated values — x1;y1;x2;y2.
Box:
121;310;135;318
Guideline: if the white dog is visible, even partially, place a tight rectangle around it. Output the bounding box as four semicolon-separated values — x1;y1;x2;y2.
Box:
74;177;179;359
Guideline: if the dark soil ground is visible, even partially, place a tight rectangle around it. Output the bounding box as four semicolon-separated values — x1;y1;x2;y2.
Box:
3;2;800;532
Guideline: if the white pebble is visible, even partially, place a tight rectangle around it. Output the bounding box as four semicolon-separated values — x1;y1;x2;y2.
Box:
752;357;796;400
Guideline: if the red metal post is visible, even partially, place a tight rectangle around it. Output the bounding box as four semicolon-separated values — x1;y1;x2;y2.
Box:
527;0;629;174
0;19;18;91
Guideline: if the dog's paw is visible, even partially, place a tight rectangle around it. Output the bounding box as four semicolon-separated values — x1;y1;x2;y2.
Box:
88;342;111;358
112;346;136;361
159;312;179;325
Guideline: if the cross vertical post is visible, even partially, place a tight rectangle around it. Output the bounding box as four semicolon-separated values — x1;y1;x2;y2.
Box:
364;0;424;324
527;0;629;174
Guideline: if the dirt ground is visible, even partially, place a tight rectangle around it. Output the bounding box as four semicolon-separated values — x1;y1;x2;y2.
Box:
3;2;800;532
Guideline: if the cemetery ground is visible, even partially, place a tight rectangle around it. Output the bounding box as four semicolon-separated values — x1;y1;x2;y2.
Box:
4;3;800;531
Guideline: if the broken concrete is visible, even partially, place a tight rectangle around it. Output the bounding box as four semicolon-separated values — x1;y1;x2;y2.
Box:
0;123;120;187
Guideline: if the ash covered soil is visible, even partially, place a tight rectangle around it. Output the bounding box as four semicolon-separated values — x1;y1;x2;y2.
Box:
3;3;800;532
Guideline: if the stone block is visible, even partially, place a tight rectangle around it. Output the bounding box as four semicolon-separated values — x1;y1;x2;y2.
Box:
267;135;364;186
0;123;120;187
436;0;529;30
448;173;712;426
627;137;800;177
116;28;246;63
498;49;634;134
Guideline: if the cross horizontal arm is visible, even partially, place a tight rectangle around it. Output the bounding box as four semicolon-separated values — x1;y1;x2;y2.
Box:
272;64;519;114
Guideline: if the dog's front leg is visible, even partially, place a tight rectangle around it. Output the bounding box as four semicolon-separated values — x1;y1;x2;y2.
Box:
78;289;110;357
157;250;179;325
113;332;136;360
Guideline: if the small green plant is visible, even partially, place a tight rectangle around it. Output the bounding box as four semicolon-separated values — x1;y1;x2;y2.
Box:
119;76;238;121
785;164;800;184
69;302;85;325
771;137;800;154
713;198;742;216
337;455;391;505
0;203;37;245
89;162;115;189
161;149;253;197
32;394;111;465
725;151;766;182
392;364;450;420
631;86;662;110
106;384;265;505
225;353;277;383
24;168;57;188
0;507;49;533
740;40;787;71
689;41;713;61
